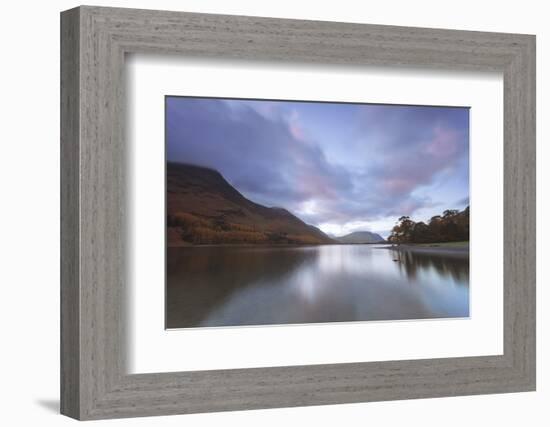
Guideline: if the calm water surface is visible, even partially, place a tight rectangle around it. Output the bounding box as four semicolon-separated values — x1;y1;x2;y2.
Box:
166;245;469;328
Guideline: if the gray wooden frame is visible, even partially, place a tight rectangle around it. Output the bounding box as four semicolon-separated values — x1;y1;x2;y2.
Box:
60;5;536;420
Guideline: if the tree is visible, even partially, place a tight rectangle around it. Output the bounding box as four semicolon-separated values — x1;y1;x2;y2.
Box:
442;209;459;218
411;221;433;243
388;206;469;244
388;216;415;244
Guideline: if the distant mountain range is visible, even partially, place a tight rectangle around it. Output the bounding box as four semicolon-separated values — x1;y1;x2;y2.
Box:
334;231;386;244
167;163;335;246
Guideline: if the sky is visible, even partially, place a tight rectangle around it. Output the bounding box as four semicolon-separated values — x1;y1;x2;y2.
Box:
166;97;469;238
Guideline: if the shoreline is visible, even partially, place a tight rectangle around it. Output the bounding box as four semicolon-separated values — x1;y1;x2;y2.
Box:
381;242;469;258
167;242;387;248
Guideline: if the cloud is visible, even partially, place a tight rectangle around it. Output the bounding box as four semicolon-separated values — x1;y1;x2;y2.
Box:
167;98;350;206
455;196;470;207
166;98;469;232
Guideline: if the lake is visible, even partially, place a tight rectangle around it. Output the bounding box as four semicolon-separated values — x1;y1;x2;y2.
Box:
166;244;469;329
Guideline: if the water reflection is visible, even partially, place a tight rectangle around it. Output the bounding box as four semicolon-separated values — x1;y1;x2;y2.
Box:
389;249;469;283
166;245;469;328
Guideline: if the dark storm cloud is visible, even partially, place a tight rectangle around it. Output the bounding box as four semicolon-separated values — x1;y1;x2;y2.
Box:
166;97;469;229
166;98;351;207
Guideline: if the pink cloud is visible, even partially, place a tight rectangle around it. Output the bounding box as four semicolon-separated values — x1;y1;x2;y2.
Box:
425;126;460;159
289;123;305;140
287;109;306;141
383;178;415;195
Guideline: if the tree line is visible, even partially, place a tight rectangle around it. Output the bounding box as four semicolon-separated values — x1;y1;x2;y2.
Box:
388;206;469;244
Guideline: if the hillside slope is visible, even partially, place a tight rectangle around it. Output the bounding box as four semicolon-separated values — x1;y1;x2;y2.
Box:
167;163;335;246
336;231;385;244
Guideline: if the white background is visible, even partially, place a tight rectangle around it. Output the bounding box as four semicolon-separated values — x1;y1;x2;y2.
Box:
0;1;547;426
128;57;503;373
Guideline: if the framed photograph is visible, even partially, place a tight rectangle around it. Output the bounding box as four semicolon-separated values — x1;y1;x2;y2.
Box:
61;6;536;420
164;96;471;329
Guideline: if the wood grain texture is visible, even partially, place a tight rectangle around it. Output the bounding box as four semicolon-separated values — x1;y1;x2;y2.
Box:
60;7;80;419
60;5;536;420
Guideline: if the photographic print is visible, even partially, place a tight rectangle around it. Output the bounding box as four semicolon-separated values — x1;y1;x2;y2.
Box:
166;97;470;329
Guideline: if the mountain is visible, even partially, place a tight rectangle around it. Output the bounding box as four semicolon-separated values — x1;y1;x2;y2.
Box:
335;231;386;244
167;163;335;246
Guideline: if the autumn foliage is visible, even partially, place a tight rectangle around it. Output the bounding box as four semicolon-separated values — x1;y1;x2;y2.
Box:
387;206;469;244
167;212;326;245
166;163;334;246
